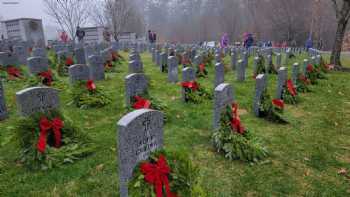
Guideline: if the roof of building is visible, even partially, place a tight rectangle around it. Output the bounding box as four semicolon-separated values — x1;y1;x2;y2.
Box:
1;18;42;23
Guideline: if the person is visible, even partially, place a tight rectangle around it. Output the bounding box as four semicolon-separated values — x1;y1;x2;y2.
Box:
76;26;85;42
220;33;229;48
148;30;153;43
244;33;254;49
59;31;69;43
152;31;157;43
305;36;313;51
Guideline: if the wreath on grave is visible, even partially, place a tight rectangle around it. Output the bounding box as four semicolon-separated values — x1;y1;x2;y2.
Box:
196;63;208;78
254;55;266;78
181;81;212;103
305;64;322;85
69;80;111;109
112;51;125;64
258;90;288;124
57;55;74;76
281;79;299;105
267;59;278;74
0;65;25;81
212;103;268;162
319;57;334;72
26;69;58;87
15;110;94;170
104;52;125;73
296;74;311;93
128;149;205;197
127;92;168;121
202;52;214;67
181;58;192;68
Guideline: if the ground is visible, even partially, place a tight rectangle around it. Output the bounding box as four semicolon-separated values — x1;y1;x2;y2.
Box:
0;51;350;196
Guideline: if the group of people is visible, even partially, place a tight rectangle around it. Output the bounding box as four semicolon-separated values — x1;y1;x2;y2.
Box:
148;30;157;44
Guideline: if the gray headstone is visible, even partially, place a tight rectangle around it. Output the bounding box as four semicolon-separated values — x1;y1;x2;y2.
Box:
276;53;282;68
160;52;167;72
16;87;60;117
156;51;161;67
125;73;148;106
215;53;221;63
74;47;86;64
0;52;18;67
276;67;288;99
88;55;105;81
27;57;49;75
13;45;28;65
68;64;91;83
32;48;46;58
302;59;309;75
128;60;143;74
168;56;178;83
0;81;7;120
214;62;225;87
292;63;299;86
236;59;246;81
253;74;267;117
231;51;237;70
213;83;234;130
266;55;272;71
253;56;260;77
117;109;164;197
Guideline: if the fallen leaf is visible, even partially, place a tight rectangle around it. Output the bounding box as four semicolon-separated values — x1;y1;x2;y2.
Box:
338;168;347;175
96;164;104;172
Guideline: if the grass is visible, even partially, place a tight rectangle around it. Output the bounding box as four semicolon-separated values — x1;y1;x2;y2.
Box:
0;51;350;196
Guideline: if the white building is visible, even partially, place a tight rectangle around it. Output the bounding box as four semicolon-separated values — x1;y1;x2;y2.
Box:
118;32;137;42
81;26;111;44
0;18;45;46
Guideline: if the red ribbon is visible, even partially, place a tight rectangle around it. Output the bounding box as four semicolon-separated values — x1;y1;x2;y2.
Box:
65;57;74;66
199;64;205;73
37;117;64;153
230;103;245;134
104;60;113;68
39;70;53;86
181;81;199;91
140;155;177;197
86;80;96;91
286;79;297;97
133;96;151;109
307;64;314;72
272;99;284;109
7;66;22;79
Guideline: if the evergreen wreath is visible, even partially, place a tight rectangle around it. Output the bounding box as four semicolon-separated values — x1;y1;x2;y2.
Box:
15;110;94;170
69;80;111;109
212;103;268;162
258;90;288;124
254;55;266;78
0;65;25;81
181;81;212;103
281;79;299;105
128;149;204;197
26;69;58;87
57;55;74;77
196;63;208;78
296;74;311;93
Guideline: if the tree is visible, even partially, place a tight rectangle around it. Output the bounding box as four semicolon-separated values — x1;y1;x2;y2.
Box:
330;0;350;69
43;0;90;42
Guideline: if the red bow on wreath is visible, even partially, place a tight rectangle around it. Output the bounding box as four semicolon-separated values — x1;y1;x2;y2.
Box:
112;52;119;62
133;96;151;109
65;57;74;66
39;70;53;86
104;61;113;68
199;64;205;73
286;79;297;97
37;117;64;153
7;66;22;79
307;64;314;72
86;80;96;91
299;75;311;85
230;103;245;134
181;81;199;91
140;155;177;197
272;99;284;110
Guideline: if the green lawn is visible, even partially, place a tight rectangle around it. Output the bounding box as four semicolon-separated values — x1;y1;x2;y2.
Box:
0;51;350;196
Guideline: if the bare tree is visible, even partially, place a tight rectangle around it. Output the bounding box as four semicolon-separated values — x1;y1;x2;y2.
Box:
330;0;350;69
43;0;90;42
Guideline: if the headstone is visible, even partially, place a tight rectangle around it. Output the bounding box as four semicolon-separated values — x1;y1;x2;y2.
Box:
156;51;161;67
236;59;246;81
231;51;237;70
125;73;148;106
68;64;91;83
168;56;178;83
13;45;27;65
252;56;260;77
128;60;143;74
75;47;86;64
88;55;105;81
213;83;234;130
292;63;299;86
253;74;268;117
302;59;309;76
266;55;272;71
182;67;196;101
16;87;60;117
0;81;8;120
214;62;225;87
27;57;49;75
276;67;288;99
215;53;221;63
276;53;282;68
117;109;164;197
160;52;167;72
0;52;18;66
32;48;46;58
